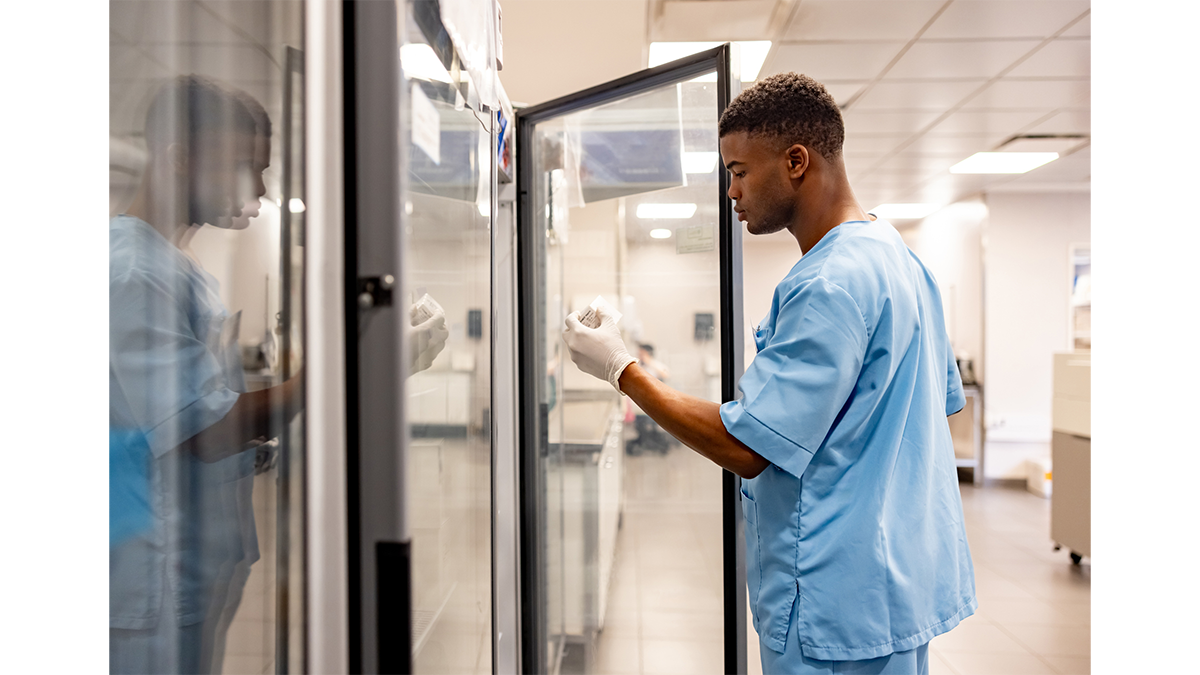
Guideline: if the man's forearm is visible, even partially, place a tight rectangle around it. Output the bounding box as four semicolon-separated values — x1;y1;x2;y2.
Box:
618;363;769;479
181;374;304;462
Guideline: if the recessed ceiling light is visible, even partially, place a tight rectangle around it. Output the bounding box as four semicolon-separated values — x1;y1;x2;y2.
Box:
649;41;771;81
650;228;673;239
682;152;718;174
400;43;453;83
950;152;1059;174
870;203;940;220
637;203;697;219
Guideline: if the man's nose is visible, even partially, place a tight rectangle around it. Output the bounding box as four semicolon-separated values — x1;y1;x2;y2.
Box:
727;183;740;201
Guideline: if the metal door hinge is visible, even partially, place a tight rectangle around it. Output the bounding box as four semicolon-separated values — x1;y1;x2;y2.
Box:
357;275;395;309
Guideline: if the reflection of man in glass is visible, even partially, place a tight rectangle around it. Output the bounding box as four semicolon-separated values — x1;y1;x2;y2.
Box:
110;74;302;674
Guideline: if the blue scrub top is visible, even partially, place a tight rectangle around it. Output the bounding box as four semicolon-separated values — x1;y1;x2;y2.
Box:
110;215;257;630
720;219;976;661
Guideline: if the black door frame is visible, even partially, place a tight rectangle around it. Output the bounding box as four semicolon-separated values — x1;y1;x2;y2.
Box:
514;43;747;675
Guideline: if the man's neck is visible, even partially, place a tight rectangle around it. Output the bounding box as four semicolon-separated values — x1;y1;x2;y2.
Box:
125;181;192;248
789;171;868;254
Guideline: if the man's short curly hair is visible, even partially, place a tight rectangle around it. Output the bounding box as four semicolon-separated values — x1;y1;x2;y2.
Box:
718;72;844;160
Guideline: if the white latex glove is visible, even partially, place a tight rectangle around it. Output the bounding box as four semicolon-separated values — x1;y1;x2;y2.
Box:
563;304;637;395
408;303;449;374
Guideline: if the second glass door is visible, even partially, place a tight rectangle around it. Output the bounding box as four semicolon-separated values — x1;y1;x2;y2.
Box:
518;46;744;675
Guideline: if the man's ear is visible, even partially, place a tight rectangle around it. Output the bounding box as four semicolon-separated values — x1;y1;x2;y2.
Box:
165;143;189;176
786;144;809;179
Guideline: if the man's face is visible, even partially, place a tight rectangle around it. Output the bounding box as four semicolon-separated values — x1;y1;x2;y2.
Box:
719;131;796;236
187;130;267;228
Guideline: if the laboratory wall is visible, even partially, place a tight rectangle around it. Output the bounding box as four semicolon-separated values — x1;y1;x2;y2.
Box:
740;231;805;372
898;200;987;386
982;190;1091;479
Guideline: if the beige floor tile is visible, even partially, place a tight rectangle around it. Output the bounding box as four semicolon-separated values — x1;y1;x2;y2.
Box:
1049;601;1090;626
1043;655;1090;674
639;608;724;641
976;598;1085;628
641;637;725;675
973;573;1040;602
930;649;960;675
931;615;1031;654
1000;623;1090;658
592;635;641;674
937;650;1058;675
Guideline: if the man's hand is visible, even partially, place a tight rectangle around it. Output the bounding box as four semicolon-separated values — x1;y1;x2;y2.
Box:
563;304;637;394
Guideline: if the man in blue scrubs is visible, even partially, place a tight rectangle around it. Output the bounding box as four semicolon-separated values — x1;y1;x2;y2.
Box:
563;72;976;674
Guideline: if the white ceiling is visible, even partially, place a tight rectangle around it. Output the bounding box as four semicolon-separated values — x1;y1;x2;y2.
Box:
502;0;1091;219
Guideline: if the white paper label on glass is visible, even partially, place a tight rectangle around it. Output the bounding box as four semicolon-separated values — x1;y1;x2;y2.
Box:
676;224;715;254
412;83;440;165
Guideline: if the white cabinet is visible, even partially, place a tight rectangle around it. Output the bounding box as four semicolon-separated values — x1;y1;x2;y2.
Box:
1051;352;1090;563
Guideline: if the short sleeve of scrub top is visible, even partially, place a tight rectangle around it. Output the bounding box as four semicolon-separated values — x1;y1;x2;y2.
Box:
720;276;867;478
945;336;966;416
110;267;240;458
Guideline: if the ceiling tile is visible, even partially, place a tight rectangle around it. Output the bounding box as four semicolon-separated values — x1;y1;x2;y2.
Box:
852;174;928;196
1006;38;1090;78
825;81;870;106
1021;109;1090;135
996;145;1091;187
654;0;776;41
873;155;962;175
963;78;1090;109
902;134;1004;157
842;133;910;158
906;173;995;204
849;79;987;110
922;0;1091;40
886;40;1042;79
766;42;905;81
1061;12;1090;37
843;110;944;135
928;109;1050;137
783;1;946;41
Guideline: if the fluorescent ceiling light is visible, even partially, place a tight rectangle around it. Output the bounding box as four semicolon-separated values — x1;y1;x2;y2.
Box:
950;152;1059;174
682;152;718;174
870;203;939;220
650;228;673;239
401;43;453;83
637;203;697;219
649;41;771;81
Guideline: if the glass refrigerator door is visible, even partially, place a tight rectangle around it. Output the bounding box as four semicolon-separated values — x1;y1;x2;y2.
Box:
347;0;494;672
517;46;746;675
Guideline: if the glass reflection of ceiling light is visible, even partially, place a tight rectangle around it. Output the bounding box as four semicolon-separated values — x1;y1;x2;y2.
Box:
649;41;771;82
650;228;673;239
400;43;453;83
870;203;940;220
682;151;719;174
637;203;697;219
950;152;1059;174
289;198;306;213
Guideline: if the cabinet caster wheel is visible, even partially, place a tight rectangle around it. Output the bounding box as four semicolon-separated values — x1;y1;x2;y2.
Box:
1069;552;1082;565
